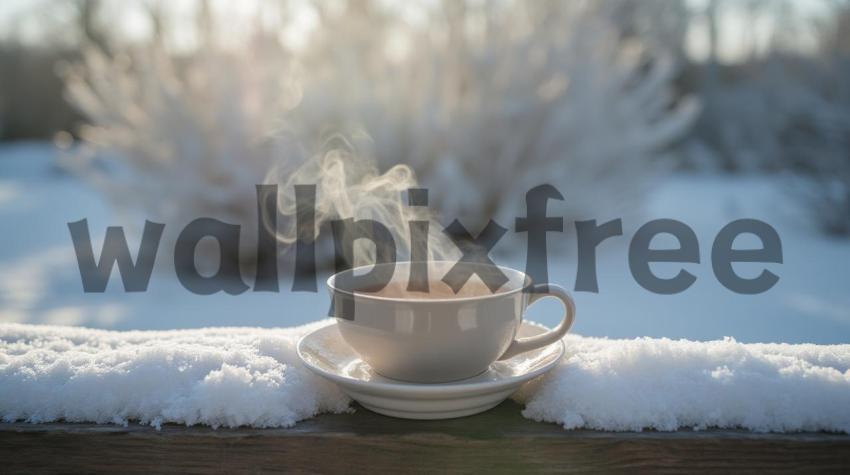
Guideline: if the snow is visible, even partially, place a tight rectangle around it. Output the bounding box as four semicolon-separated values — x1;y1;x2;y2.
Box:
0;320;350;429
1;142;849;343
1;142;850;431
2;320;849;432
516;334;850;433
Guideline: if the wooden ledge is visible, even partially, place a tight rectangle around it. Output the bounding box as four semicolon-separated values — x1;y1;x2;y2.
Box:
2;401;849;473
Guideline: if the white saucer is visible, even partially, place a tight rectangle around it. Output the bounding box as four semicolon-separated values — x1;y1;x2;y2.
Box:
297;321;564;420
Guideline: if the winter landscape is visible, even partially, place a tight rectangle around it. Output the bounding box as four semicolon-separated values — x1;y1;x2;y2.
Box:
1;0;850;456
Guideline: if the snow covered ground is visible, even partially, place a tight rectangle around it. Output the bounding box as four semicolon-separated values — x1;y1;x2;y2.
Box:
2;320;848;432
1;142;848;343
1;142;849;432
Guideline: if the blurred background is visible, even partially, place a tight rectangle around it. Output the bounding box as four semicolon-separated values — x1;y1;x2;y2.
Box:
0;0;848;343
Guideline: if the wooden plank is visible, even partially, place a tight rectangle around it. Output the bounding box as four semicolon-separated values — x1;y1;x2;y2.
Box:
2;401;850;473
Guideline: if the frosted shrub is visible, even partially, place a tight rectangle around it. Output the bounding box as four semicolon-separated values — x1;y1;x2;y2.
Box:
290;1;699;230
782;66;850;236
685;5;850;236
791;7;850;236
64;0;698;265
63;45;304;265
688;57;850;235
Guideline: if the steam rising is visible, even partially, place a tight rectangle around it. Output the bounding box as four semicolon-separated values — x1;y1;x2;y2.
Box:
264;137;459;267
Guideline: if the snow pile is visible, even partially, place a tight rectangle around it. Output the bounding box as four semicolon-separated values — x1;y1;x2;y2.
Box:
2;322;850;432
0;321;350;428
517;334;850;433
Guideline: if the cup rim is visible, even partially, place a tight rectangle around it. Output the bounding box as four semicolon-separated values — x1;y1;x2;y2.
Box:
326;260;532;304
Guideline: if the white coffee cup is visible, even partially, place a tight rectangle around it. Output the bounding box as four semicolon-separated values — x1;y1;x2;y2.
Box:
328;261;575;383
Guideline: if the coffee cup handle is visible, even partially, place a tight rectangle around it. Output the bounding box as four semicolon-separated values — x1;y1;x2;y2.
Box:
497;283;576;360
